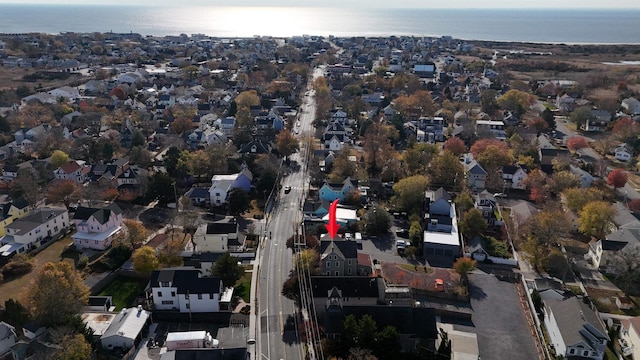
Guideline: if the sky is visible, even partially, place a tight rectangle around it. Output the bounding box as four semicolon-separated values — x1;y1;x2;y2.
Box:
0;0;638;7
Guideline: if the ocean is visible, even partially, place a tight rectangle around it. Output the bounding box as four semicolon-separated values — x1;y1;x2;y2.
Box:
0;5;639;44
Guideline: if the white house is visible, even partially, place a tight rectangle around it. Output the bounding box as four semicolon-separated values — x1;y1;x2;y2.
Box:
615;144;633;162
48;86;80;101
72;203;123;250
585;220;640;273
543;296;608;360
219;117;236;138
209;168;252;206
463;154;488;191
0;321;16;357
100;307;152;351
423;188;460;259
0;207;69;260
192;217;245;253
619;316;640;359
147;268;233;313
502;165;527;190
475;120;506;140
53;160;91;183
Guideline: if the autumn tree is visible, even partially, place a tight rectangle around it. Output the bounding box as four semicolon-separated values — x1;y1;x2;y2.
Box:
567;136;589;151
170;118;194;135
429;151;465;190
10;168;42;206
443;137;466;157
459;208;487;240
123;219;148;248
569;106;594;129
548;171;580;195
496;89;534;116
362;123;398;177
453;257;477;286
523;210;568;245
403;143;438;176
132;246;159;276
158;238;185;268
51;150;70;169
275;129;299;159
578;201;616;239
392;175;430;215
470;138;509;158
53;333;93;360
607;168;628;189
209;252;244;287
47;180;82;209
27;262;89;326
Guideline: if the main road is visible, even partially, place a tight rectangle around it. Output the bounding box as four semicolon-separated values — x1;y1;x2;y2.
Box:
257;66;324;360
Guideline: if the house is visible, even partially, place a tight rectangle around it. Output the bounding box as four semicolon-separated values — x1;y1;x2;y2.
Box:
462;154;487;191
184;188;210;207
474;191;503;227
0;199;32;237
0;321;17;357
192;217;245;253
475;120;506;140
615;144;633;162
584;110;612;132
219;117;236;138
318;177;358;202
413;63;436;78
319;237;359;276
543;296;608;360
53;160;91;183
310;276;386;317
556;94;577;114
146;268;233;313
539;148;571;174
86;296;114;312
72;203;123;250
502;165;527;190
423;188;460;259
209;168;252;206
116;166;148;194
622;97;640;115
321;205;359;225
0;207;69;261
408;117;445;143
100;307;152;351
585;220;640;273
619;316;640;359
237;139;272;155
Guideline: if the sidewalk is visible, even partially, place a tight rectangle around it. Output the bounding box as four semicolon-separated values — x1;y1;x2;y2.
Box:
248;220;264;360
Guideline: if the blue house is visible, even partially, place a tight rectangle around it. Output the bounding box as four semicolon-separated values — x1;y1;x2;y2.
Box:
319;177;358;202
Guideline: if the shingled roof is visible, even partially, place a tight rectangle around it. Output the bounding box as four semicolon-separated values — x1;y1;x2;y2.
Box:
73;203;122;225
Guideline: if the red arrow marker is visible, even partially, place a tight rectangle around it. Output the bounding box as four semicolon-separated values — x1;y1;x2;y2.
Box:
325;199;340;240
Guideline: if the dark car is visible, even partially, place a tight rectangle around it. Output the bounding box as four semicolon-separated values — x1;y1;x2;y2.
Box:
284;185;292;194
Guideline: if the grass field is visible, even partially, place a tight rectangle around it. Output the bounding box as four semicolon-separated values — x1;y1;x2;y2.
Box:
0;235;73;305
233;269;253;303
98;275;148;310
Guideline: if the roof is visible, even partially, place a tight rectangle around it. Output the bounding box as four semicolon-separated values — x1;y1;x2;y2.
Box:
58;161;82;174
320;239;357;259
424;230;460;247
205;218;237;235
544;296;608;349
323;306;437;339
186;188;210;199
310;276;383;298
426;187;451;203
101;307;151;341
73;203;122;224
149;269;222;295
7;207;67;235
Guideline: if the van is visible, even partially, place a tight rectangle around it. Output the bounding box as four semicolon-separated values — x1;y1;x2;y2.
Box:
355;232;362;245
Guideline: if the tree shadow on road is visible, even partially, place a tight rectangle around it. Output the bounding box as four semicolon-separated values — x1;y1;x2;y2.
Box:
468;282;487;300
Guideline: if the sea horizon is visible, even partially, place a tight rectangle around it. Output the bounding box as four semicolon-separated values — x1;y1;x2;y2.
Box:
0;5;639;44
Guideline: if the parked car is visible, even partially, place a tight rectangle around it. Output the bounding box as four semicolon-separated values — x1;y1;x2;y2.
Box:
284;185;291;194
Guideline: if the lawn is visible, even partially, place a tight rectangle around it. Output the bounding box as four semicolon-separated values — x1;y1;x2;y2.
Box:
233;268;253;303
0;235;73;305
98;276;148;310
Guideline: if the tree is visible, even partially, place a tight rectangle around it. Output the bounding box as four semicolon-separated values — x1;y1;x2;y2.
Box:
567;136;589;151
132;246;159;276
170;118;194;134
443;137;466;156
542;108;556;130
26;262;89;326
523;210;568;245
123;219;148;248
579;201;616;239
430;151;465;190
548;171;580;195
50;150;70;169
496;89;534;116
275;129;299;159
607;168;628;189
146;172;175;205
2;254;33;278
47;180;82;209
129;145;152;168
391;175;429;215
364;205;393;235
569;106;594;129
53;333;92;360
470;138;510;158
453;257;477;285
227;188;252;217
403;143;438;176
209;252;244;287
281;275;300;302
455;192;474;214
10;168;42;206
459;208;487;240
408;221;422;248
158;238;185;268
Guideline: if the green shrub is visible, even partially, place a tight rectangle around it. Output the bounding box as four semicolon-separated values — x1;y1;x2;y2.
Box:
484;236;511;258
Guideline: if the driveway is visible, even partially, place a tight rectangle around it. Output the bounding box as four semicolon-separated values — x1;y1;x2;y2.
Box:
454;270;540;360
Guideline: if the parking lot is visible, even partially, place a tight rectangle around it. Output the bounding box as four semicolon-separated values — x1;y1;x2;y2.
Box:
454;269;539;360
